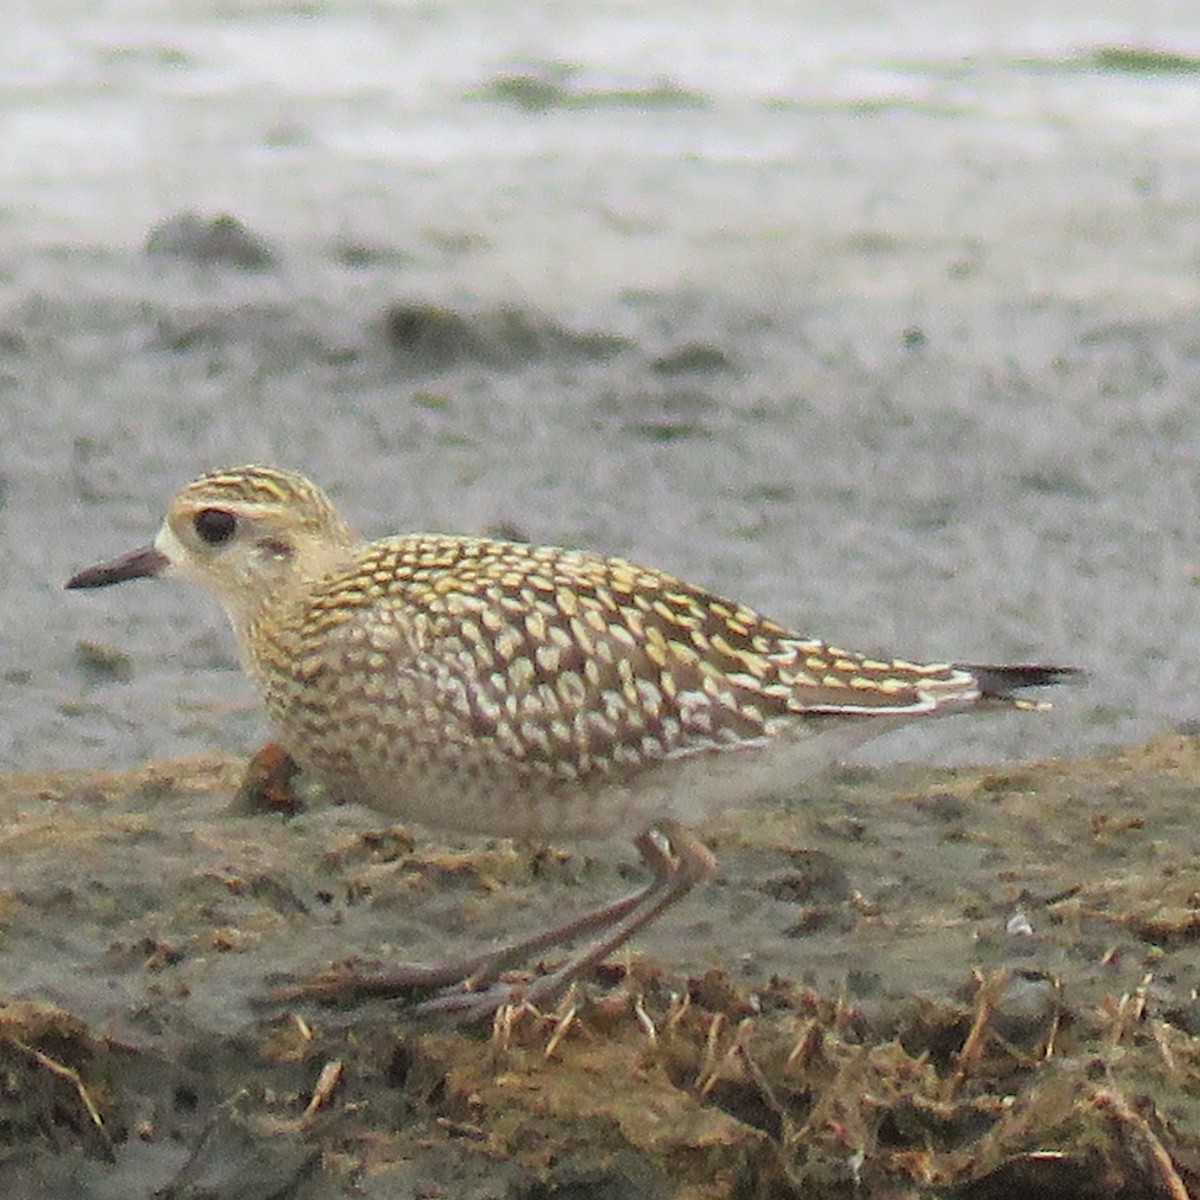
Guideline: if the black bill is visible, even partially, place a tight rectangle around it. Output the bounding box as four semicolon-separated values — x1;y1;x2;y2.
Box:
65;545;170;590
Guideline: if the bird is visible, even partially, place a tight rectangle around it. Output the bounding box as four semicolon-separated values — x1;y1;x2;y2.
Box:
66;464;1078;1017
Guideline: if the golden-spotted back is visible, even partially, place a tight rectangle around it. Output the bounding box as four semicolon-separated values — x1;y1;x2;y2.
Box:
67;465;1077;840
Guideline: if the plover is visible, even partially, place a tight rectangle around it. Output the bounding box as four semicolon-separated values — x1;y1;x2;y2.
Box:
67;465;1077;1015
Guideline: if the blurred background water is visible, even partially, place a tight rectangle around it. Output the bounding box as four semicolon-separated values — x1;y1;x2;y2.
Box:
3;0;1200;773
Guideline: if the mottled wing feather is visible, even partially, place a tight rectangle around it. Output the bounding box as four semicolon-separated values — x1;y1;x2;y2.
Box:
295;535;979;780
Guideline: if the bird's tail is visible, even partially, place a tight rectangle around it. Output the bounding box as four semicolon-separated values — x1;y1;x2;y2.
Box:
955;663;1084;707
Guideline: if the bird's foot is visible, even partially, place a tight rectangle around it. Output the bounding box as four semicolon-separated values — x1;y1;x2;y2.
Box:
269;958;480;1006
412;970;566;1021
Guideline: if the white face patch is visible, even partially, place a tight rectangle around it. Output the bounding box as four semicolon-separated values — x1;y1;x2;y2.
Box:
153;522;189;577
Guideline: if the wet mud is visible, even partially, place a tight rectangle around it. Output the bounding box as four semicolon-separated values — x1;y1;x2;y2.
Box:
4;738;1200;1197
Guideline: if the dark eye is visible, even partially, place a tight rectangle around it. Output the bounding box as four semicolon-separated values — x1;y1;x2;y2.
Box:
193;508;237;545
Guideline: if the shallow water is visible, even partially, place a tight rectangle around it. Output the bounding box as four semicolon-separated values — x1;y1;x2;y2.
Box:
3;1;1200;772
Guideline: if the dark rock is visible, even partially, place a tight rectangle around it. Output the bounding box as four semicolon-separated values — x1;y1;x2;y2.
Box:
145;213;277;270
378;302;629;370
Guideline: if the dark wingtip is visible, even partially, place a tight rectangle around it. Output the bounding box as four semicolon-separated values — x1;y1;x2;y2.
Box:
66;545;169;590
955;663;1086;700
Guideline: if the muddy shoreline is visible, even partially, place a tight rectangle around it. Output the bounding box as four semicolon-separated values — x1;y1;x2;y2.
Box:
4;738;1200;1197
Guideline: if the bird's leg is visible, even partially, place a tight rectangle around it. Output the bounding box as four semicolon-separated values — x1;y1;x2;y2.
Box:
415;819;717;1017
285;888;651;1004
281;821;716;1017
